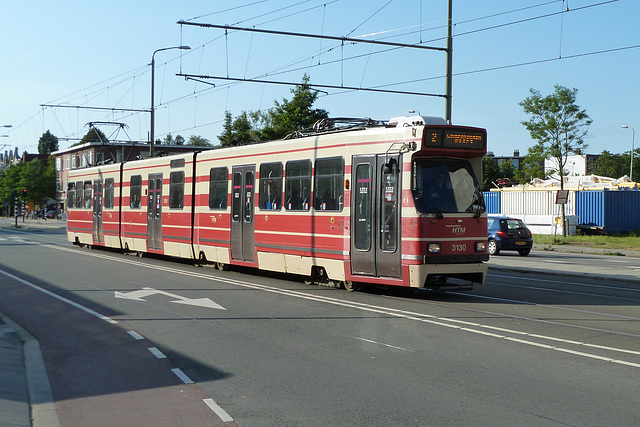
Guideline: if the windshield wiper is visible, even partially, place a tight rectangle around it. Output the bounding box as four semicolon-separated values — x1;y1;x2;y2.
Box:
472;187;485;219
428;201;444;219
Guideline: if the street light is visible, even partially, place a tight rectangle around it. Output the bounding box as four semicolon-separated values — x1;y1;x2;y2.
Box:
150;46;190;157
621;125;635;181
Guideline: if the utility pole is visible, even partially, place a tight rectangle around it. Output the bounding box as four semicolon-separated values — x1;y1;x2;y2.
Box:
150;46;190;157
445;0;453;124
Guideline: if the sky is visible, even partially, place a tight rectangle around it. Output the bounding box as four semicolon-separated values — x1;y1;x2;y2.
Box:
1;0;638;158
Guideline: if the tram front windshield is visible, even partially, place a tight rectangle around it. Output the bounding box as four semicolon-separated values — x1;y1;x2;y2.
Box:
412;158;485;215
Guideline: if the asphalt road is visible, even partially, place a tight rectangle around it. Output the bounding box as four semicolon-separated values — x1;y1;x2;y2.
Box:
1;223;639;426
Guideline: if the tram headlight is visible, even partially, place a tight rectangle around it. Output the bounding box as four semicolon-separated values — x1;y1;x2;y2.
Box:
427;243;441;254
475;241;487;252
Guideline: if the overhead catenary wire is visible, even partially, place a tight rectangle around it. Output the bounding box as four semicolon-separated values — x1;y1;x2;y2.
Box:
9;0;626;152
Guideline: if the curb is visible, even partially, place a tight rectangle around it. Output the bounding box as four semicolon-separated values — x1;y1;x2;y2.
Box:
0;314;60;427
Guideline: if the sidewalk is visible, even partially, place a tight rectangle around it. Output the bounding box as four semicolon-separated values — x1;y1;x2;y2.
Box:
0;313;59;427
0;216;66;232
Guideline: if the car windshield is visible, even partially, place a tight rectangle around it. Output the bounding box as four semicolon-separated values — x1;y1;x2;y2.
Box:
412;158;485;215
504;219;528;230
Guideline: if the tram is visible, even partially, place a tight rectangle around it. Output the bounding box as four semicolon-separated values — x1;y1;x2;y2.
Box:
67;113;489;291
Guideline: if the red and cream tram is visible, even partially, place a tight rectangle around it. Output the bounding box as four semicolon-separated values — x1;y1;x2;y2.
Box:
67;114;489;291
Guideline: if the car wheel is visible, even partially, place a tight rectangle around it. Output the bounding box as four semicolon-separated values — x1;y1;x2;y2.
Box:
488;239;499;255
518;249;531;256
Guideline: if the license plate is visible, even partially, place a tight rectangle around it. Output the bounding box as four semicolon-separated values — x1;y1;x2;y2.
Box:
515;241;526;246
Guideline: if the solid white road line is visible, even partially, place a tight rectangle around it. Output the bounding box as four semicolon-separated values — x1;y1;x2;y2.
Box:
0;269;117;324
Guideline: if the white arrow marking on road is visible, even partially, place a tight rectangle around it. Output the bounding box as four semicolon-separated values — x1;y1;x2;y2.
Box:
115;287;226;310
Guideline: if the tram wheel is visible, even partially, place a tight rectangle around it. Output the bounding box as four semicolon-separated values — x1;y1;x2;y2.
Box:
136;251;144;258
216;262;228;271
343;281;360;292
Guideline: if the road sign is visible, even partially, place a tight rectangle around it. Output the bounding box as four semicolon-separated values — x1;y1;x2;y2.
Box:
555;190;569;205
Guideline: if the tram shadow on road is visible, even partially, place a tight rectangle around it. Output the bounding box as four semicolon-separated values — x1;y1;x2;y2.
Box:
0;264;231;403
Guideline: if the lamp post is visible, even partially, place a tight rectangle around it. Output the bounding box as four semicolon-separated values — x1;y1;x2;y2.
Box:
621;125;635;181
150;46;190;157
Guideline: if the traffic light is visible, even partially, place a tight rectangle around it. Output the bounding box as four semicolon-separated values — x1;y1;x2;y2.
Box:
20;189;27;199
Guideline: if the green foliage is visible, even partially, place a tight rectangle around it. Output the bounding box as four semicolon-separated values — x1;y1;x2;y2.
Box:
0;156;56;210
218;75;328;146
160;133;185;145
218;111;262;147
481;155;500;190
187;135;212;146
520;85;592;188
590;149;640;181
518;142;546;181
534;233;640;250
499;161;515;181
73;127;108;146
261;75;328;140
38;130;59;155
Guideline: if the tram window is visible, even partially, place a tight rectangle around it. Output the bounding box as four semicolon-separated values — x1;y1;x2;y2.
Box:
354;164;372;251
75;181;83;208
244;171;254;222
232;172;242;222
209;167;228;210
285;160;312;211
259;162;283;210
169;171;185;209
130;175;142;209
380;160;399;252
314;157;344;211
83;181;92;209
67;182;75;209
104;178;114;209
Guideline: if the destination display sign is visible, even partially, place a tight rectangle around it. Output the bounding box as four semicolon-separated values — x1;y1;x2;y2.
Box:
424;128;486;150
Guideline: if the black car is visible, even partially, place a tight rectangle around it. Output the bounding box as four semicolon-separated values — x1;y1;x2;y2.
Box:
487;215;533;256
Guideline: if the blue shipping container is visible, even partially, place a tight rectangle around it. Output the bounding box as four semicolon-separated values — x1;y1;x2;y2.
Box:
483;191;501;214
577;190;640;234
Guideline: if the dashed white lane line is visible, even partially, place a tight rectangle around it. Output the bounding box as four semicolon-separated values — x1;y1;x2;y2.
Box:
171;368;194;384
203;398;235;422
127;330;144;340
148;347;167;359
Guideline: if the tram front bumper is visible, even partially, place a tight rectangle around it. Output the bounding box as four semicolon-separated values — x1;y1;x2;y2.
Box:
409;261;488;289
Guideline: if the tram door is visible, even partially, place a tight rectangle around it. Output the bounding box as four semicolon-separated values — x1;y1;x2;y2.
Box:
350;155;401;278
231;165;256;262
92;179;104;243
147;173;163;250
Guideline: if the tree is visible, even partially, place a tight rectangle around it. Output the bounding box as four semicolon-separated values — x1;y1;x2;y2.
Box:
73;127;108;146
260;74;328;140
162;133;174;145
218;111;234;147
517;143;546;183
498;161;515;183
482;155;500;191
520;85;592;235
187;135;212;146
0;163;24;215
38;130;59;155
218;110;265;147
175;135;185;145
591;150;627;178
